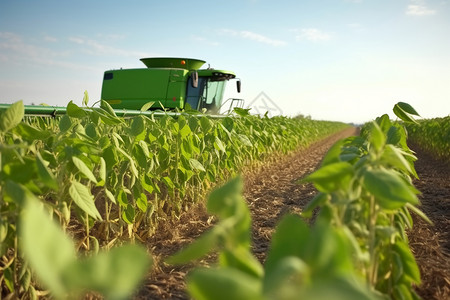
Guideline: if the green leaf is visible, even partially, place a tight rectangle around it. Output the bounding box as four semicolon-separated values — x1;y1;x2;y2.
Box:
72;156;98;183
304;162;354;193
393;102;419;124
362;168;419;210
264;214;310;276
36;152;59;191
66;101;87;118
14;182;76;298
397;102;420;117
369;121;386;153
14;122;51;140
187;267;262;300
122;204;135;224
380;144;414;175
104;188;116;204
0;100;24;132
214;136;226;153
189;158;206;172
180;124;192;139
207;176;244;219
59;115;72;132
263;256;309;297
393;240;421;284
233;107;251;117
130;116;145;136
69;181;102;220
63;245;152;300
219;249;264;278
100;100;118;117
136;193;148;213
85;123;97;139
83;90;89;106
99;157;106;183
237;134;252;147
405;203;432;225
162;176;174;190
140;101;155;111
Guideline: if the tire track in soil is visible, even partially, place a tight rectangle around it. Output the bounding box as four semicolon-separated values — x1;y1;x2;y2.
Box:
136;127;357;299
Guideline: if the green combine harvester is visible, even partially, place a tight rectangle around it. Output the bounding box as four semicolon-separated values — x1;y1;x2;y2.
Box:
0;57;244;117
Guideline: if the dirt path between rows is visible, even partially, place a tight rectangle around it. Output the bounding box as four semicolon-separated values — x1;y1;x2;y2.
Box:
408;145;450;300
136;127;357;299
136;127;449;300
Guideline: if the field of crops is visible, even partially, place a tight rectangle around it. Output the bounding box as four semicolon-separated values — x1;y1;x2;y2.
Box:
0;100;348;299
405;116;450;162
165;103;431;300
1;100;446;299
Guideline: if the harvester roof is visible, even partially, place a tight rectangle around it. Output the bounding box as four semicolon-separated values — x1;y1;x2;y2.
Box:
140;57;206;70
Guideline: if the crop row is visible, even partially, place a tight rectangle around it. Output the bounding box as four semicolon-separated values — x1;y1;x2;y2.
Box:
168;102;429;300
404;116;450;162
0;100;347;298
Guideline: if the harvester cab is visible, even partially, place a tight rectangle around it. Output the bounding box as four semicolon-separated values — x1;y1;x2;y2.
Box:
101;57;242;114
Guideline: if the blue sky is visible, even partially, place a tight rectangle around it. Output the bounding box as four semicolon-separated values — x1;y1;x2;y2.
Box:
1;0;449;123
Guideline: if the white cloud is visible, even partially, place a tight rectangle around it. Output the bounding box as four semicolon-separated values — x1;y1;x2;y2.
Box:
347;23;365;32
0;32;97;71
67;36;150;58
221;29;287;46
295;28;332;42
43;35;58;42
406;0;436;15
191;35;219;46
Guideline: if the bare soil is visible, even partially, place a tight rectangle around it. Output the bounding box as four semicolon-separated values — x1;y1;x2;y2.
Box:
135;128;450;300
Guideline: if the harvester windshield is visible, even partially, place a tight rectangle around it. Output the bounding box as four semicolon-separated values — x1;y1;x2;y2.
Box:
186;77;226;113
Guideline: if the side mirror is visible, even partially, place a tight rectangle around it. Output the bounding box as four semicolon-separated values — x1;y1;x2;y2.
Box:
236;79;241;93
191;72;198;88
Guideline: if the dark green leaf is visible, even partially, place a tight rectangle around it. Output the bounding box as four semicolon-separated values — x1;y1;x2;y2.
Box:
362;168;419;210
393;103;419;124
122;204;135;224
397;102;420;117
